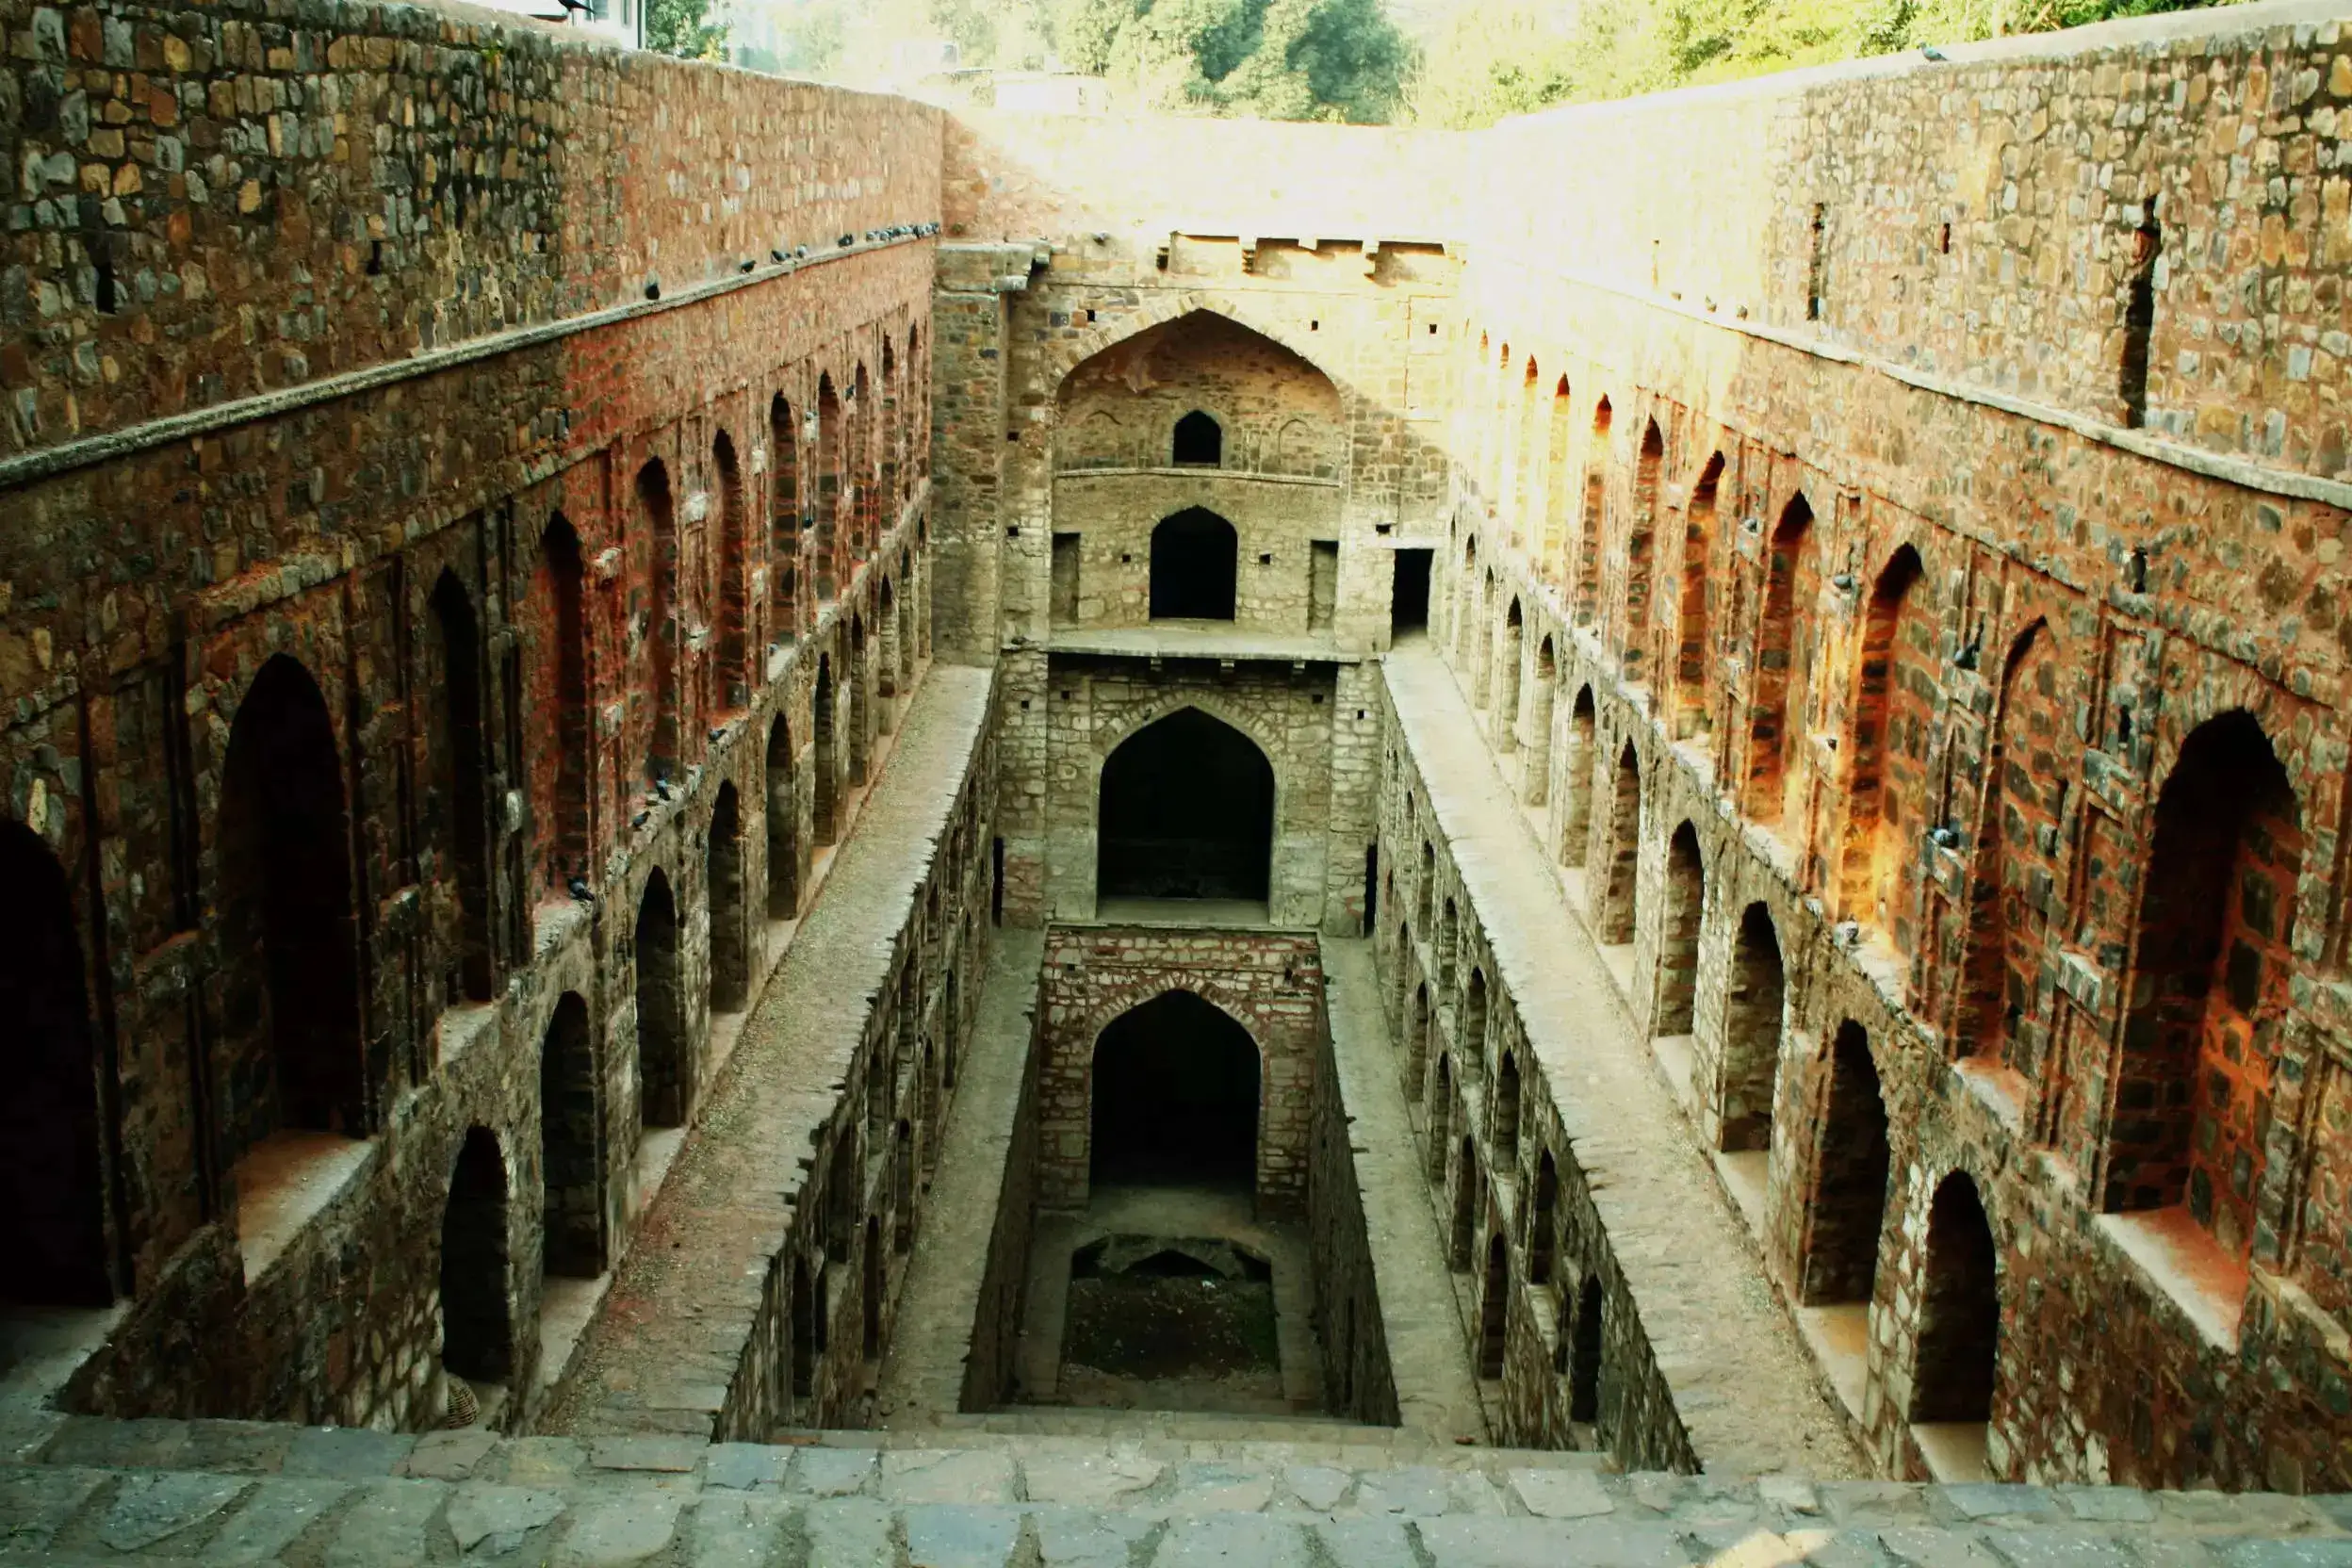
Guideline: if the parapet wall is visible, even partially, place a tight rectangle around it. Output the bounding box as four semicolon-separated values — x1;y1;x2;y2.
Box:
1466;0;2352;479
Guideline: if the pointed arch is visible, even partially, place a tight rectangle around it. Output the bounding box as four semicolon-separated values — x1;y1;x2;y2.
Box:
532;515;590;887
1097;707;1274;904
637;457;680;784
441;1127;512;1387
1091;988;1260;1193
1598;743;1642;944
813;653;839;846
713;431;749;713
769;395;799;632
635;870;687;1134
1956;620;2060;1069
1576;397;1611;626
1840;546;1926;933
1560;687;1597;869
2105;710;2301;1261
1541;375;1574;580
1674;453;1723;738
1803;1021;1890;1305
1152;508;1239;620
0;821;110;1305
217;654;366;1159
707;784;747;1012
1745;494;1815;822
1495;598;1525;755
765;713;799;918
1656;822;1705;1037
1911;1171;1999;1427
815;374;841;601
1625;419;1664;678
1524;635;1558;807
1722;903;1787;1152
430;570;494;1003
1478;1230;1511;1378
539;992;602;1280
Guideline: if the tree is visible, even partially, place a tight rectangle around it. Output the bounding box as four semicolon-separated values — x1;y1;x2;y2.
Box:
1403;0;2241;127
647;0;728;58
1064;0;1409;121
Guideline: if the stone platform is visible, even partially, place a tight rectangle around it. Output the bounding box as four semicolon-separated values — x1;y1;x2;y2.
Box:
3;1418;2348;1567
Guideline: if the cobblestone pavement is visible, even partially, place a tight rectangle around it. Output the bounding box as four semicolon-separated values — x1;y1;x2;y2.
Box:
874;927;1047;1426
1385;649;1861;1478
1321;937;1493;1445
1;1423;2346;1566
540;665;997;1439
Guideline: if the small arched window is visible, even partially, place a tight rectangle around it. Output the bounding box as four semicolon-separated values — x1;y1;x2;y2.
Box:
1172;410;1222;466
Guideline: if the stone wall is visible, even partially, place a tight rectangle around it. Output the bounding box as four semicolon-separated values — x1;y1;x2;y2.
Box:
1033;925;1322;1213
958;966;1050;1413
1;0;949;1435
719;685;1001;1440
1430;0;2352;1489
1303;974;1403;1427
1368;733;1701;1475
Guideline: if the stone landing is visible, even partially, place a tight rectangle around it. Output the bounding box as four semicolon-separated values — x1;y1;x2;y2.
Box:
1;1420;2346;1567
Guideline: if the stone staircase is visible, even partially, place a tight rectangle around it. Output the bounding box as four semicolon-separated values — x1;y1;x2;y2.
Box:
2;1413;2348;1566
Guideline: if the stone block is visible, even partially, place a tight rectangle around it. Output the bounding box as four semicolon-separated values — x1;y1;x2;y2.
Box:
286;1428;417;1480
1152;1513;1311;1566
904;1503;1025;1567
98;1470;250;1552
1416;1516;1695;1568
884;1448;1019;1505
558;1493;684;1566
200;1477;351;1563
446;1482;569;1558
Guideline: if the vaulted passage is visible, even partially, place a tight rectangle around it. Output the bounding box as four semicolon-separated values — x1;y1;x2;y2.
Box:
441;1126;513;1388
0;822;110;1307
539;993;602;1280
1150;509;1238;620
1097;709;1274;906
2108;710;2301;1260
635;872;687;1133
1803;1022;1889;1305
1721;902;1786;1153
216;654;367;1163
1912;1173;1999;1431
1090;990;1260;1193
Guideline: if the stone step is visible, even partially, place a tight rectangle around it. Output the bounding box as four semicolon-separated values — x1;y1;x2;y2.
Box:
3;1414;2348;1566
857;1406;1554;1452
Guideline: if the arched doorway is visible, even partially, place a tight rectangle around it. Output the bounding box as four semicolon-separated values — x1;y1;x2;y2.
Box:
813;655;838;846
635;871;687;1133
1089;990;1259;1194
707;785;746;1012
430;571;493;1003
1722;903;1787;1152
539;993;602;1280
216;654;366;1161
765;714;797;918
0;822;110;1305
441;1127;513;1386
1097;709;1273;906
1149;509;1238;620
1911;1172;2000;1450
1803;1021;1889;1306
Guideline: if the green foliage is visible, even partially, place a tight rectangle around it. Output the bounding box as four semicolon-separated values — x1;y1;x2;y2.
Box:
646;0;728;58
1061;0;1410;121
1404;0;2242;128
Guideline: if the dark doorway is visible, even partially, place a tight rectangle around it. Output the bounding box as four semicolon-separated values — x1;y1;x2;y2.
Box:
635;871;687;1132
1171;410;1222;466
1911;1172;1999;1425
440;1127;513;1382
1362;843;1378;935
1803;1022;1890;1306
431;572;494;1003
1569;1273;1604;1422
1090;990;1259;1193
1098;709;1273;904
216;655;366;1161
1150;510;1238;620
765;715;798;919
707;784;747;1012
1391;547;1431;636
539;993;602;1279
1478;1231;1509;1379
813;656;839;846
0;822;110;1306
